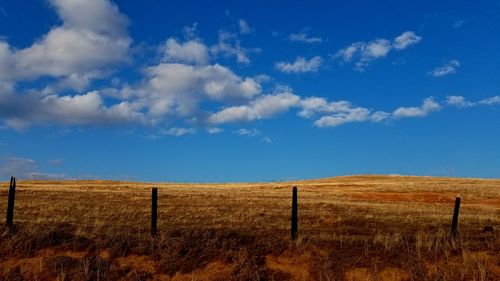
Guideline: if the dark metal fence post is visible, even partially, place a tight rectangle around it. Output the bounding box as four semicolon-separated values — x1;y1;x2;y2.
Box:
291;186;298;240
151;187;158;236
6;177;16;234
451;197;461;239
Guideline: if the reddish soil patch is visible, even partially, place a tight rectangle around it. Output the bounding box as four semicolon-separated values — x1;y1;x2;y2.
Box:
171;261;229;281
266;251;312;281
344;267;409;281
349;192;457;203
349;191;500;208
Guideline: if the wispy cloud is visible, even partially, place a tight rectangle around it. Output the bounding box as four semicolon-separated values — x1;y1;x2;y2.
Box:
478;96;500;105
288;31;322;44
161;127;196;136
48;159;63;166
234;128;260;137
334;31;421;71
0;5;7;17
393;31;422;49
238;19;253;34
207;127;223;134
446;95;500;107
453;20;466;28
446;95;474;108
260;136;272;143
275;56;323;73
428;60;460;77
210;30;260;64
393;97;441;118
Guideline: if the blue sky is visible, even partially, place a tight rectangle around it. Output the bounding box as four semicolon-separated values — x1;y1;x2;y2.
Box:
0;0;500;182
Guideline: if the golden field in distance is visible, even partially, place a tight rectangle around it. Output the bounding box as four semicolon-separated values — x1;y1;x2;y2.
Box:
0;175;499;280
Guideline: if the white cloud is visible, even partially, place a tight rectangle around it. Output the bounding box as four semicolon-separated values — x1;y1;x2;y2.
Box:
2;2;499;134
51;0;128;37
275;56;323;73
478;96;500;105
335;31;421;70
163;38;210;65
207;127;223;134
299;97;362;119
393;97;441;118
314;107;371;127
234;128;260;137
393;31;422;50
446;95;474;108
370;111;391;122
297;97;376;127
428;60;460;77
0;91;144;130
0;0;131;84
445;95;500;108
161;127;195;136
238;19;253;34
210;31;259;64
209;92;300;124
288;31;322;44
139;63;261;118
260;136;272;143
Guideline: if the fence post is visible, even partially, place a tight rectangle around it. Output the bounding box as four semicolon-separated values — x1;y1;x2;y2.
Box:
451;197;461;239
6;177;16;234
291;186;298;240
151;187;158;236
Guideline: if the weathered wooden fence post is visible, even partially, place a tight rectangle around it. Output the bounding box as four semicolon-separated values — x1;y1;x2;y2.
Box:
451;197;461;239
6;176;16;234
151;187;158;236
291;186;298;240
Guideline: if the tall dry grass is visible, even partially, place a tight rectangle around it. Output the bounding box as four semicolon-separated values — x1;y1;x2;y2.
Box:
0;175;499;280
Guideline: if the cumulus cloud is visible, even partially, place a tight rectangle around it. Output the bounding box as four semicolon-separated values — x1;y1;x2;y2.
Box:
298;97;382;127
2;2;499;134
0;0;131;85
275;56;323;73
288;31;322;44
162;38;210;65
428;60;460;77
209;92;300;124
138;63;261;119
393;97;441;118
314;107;371;127
334;31;421;70
0;91;144;130
446;95;474;108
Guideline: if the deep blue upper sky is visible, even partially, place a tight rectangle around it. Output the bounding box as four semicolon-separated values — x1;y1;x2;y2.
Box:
0;0;499;181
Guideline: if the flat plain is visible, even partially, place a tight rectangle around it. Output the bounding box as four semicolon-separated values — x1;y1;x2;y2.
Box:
0;175;499;280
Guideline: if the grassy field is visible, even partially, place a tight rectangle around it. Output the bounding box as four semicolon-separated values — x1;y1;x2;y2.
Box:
0;175;499;280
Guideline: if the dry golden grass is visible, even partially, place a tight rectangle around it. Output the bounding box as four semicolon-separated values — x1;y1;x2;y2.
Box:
0;175;499;280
